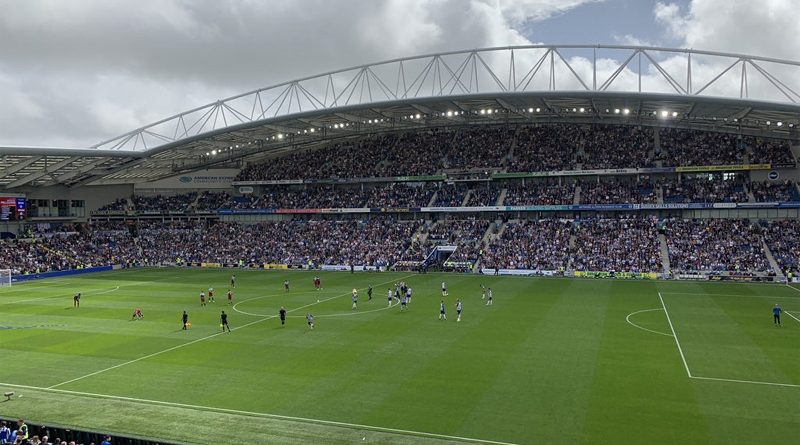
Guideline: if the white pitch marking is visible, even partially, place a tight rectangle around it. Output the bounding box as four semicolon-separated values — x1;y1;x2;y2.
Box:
785;283;800;294
784;310;800;324
48;274;417;389
6;286;120;305
625;308;673;337
0;281;73;293
660;292;800;300
690;375;800;389
231;292;339;317
236;294;400;318
287;301;401;318
0;381;521;445
658;292;693;378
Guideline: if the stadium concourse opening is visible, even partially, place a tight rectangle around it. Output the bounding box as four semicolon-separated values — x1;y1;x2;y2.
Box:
2;43;800;445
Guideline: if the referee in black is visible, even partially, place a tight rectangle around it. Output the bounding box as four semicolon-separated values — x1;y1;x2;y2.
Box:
221;310;231;332
279;306;287;326
182;311;189;330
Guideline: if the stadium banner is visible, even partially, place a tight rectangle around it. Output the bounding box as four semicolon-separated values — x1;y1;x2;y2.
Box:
480;268;556;276
233;179;304;185
321;264;350;271
12;265;115;282
233;175;445;186
574;271;657;279
135;168;240;190
675;163;771;172
218;201;797;216
200;262;222;268
264;264;289;270
676;274;709;280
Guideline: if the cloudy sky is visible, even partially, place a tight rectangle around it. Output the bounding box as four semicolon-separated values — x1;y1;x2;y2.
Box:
0;0;797;147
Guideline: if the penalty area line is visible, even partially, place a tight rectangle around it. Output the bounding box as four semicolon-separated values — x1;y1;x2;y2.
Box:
48;273;416;390
0;381;520;445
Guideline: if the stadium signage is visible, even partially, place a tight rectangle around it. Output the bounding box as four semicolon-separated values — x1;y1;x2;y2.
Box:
236;165;774;186
135;168;240;190
216;200;800;216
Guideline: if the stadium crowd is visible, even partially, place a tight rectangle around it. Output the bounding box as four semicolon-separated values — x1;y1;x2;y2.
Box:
666;218;770;272
662;175;749;203
230;124;794;182
502;181;575;206
4;215;799;277
482;219;572;270
580;178;658;204
761;220;800;275
572;217;662;272
750;180;800;202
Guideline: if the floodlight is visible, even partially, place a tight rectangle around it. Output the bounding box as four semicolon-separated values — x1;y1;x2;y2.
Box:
623;108;630;115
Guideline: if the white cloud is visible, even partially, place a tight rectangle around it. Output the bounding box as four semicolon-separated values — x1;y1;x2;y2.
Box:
0;0;598;146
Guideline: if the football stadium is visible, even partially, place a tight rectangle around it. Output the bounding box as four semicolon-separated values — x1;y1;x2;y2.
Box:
1;17;800;445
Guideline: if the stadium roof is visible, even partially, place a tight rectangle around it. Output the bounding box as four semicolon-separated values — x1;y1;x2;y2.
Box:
1;44;799;188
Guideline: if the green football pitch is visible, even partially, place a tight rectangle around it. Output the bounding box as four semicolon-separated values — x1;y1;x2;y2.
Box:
1;268;798;444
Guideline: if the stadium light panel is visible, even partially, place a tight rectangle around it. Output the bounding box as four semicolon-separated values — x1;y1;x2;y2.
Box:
672;111;678;117
572;108;577;112
614;108;620;114
660;110;669;118
205;152;210;156
415;113;421;119
446;111;453;117
777;122;783;127
623;108;630;115
579;108;585;113
487;109;493;115
480;109;486;114
211;150;217;155
277;134;284;139
536;108;541;113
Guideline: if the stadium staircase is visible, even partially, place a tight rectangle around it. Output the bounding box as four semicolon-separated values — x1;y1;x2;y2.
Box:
460;190;473;207
791;143;800;161
761;239;786;280
566;234;576;272
655;183;664;204
746;187;757;203
573;184;581;205
658;234;671;276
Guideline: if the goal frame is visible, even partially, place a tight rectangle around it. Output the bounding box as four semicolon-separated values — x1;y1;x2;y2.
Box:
0;269;11;287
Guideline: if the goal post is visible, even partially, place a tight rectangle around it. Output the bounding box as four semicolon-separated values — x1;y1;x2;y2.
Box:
0;269;11;287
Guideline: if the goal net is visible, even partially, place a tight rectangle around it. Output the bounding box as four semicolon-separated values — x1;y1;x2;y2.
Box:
0;269;11;287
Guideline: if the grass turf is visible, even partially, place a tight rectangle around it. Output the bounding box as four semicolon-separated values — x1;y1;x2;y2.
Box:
0;268;798;444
